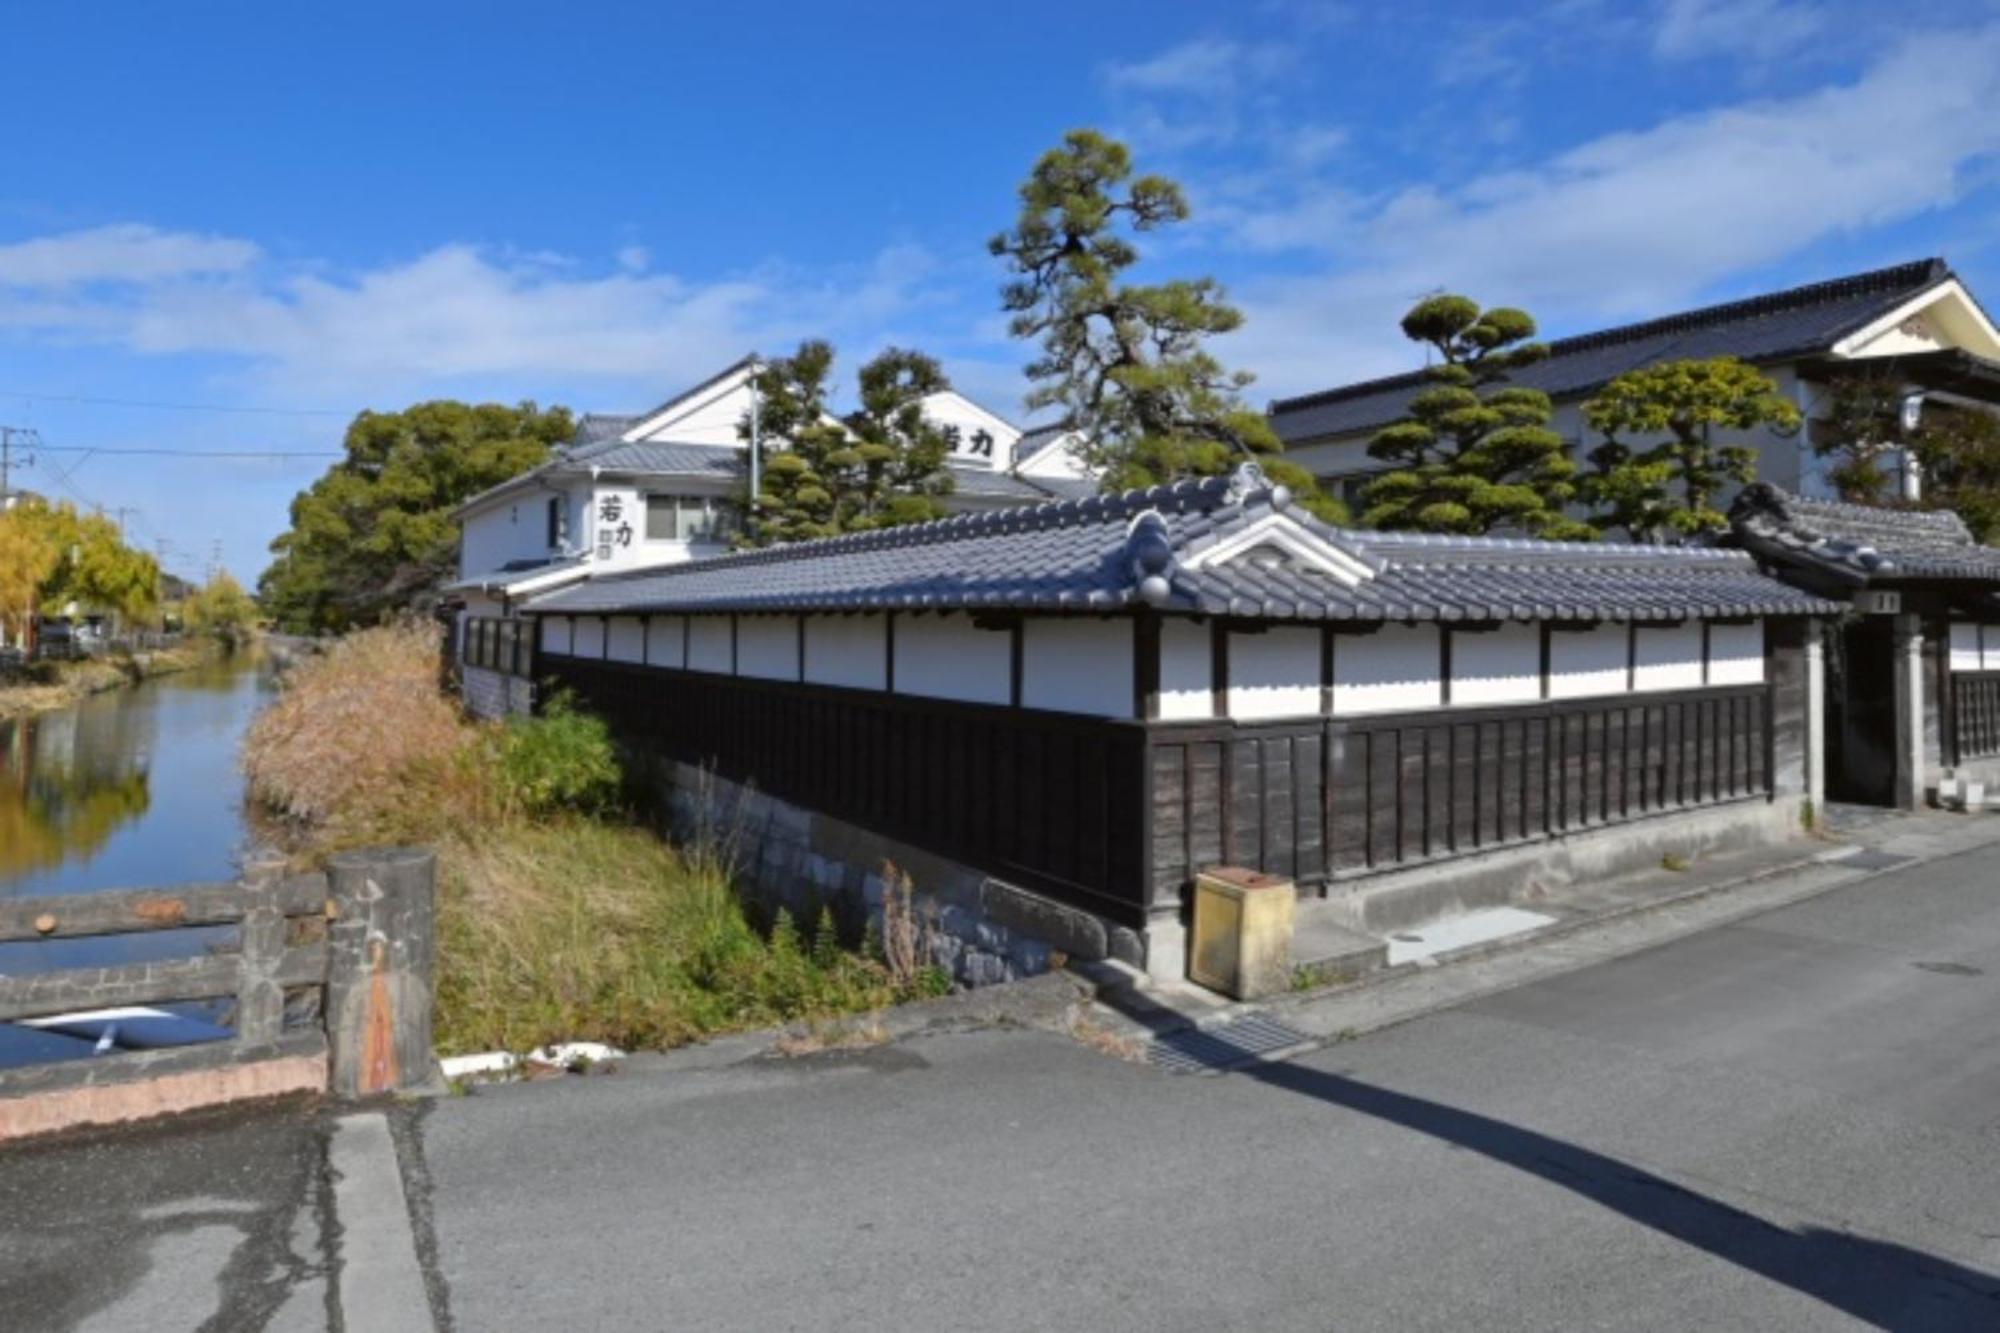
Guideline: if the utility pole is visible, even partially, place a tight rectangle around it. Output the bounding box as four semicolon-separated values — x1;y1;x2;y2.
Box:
0;426;38;504
110;505;141;536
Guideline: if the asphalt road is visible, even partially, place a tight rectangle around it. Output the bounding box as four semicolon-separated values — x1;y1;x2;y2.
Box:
4;839;1998;1330
421;845;2000;1331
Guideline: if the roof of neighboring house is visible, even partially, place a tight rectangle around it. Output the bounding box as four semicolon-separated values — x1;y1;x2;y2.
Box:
572;413;643;445
1269;258;1954;447
444;553;589;596
558;438;745;478
527;463;1836;623
1729;484;2000;584
1013;423;1072;462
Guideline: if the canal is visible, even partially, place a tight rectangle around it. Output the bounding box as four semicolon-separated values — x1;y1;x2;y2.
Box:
0;650;274;1066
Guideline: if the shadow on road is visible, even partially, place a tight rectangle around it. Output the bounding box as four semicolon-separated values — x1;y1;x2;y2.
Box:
1109;991;2000;1330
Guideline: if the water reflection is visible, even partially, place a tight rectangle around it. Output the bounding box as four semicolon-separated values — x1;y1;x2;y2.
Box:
0;652;270;898
0;654;272;1069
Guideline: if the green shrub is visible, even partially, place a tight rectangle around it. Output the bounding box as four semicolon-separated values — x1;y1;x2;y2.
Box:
492;693;621;815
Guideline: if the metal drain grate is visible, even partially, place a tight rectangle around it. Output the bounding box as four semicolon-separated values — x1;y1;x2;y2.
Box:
1148;1014;1314;1074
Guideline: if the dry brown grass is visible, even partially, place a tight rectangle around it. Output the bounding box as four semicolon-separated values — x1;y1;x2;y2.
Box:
243;622;485;845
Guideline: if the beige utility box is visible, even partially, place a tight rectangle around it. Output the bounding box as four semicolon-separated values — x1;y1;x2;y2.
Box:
1189;866;1297;1000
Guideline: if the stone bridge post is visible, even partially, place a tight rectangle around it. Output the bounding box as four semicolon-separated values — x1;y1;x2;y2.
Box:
326;847;440;1100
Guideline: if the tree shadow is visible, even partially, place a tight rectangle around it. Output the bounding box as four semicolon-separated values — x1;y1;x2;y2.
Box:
1134;1005;2000;1329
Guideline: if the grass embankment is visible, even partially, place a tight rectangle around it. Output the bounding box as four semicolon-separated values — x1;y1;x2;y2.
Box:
244;624;942;1057
0;639;221;722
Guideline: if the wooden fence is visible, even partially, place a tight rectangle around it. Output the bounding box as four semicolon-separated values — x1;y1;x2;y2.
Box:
0;847;437;1141
1950;672;2000;763
543;653;1778;931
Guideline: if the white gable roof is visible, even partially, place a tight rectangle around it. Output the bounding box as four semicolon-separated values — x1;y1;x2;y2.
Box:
1832;278;2000;362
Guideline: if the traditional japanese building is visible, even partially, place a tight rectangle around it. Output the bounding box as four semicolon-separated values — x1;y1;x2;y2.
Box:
1268;257;2000;513
1729;485;2000;808
470;463;1837;986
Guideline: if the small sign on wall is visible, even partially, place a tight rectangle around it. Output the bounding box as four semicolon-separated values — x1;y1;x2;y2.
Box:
1857;590;1902;616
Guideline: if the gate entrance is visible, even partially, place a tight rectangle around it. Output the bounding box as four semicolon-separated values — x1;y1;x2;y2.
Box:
1827;619;1899;806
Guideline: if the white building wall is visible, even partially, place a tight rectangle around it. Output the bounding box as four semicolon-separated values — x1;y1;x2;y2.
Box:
1158;618;1213;720
459;480;586;578
737;616;801;681
1950;623;1982;672
572;616;605;659
540;616;573;656
1633;623;1705;692
1450;624;1541;706
647;615;686;669
1021;618;1132;717
893;612;1010;706
606;616;646;664
1228;627;1322;720
1332;625;1442;716
1986;624;2000;672
1707;622;1767;686
687;616;733;674
1548;625;1630;700
803;615;888;691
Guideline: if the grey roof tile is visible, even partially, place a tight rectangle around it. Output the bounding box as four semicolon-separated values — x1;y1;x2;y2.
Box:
529;464;1839;623
1729;484;2000;583
1270;258;1949;446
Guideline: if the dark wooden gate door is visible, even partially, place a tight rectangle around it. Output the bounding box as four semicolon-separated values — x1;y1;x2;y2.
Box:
1828;619;1897;806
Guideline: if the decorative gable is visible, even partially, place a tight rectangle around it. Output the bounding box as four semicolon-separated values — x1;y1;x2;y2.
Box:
1835;279;2000;361
1181;512;1377;587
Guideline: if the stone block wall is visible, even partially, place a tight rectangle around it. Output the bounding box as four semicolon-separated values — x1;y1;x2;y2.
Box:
461;665;533;721
631;754;1112;988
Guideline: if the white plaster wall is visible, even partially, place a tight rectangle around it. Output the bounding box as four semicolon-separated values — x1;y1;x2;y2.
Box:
1547;625;1629;699
893;612;1010;706
1985;624;2000;672
459;482;582;578
1633;623;1704;692
647;615;686;669
631;372;759;446
737;616;801;681
687;616;734;674
919;389;1020;470
540;616;572;656
1021;617;1132;717
1332;624;1442;717
572;616;606;659
1707;621;1766;686
803;614;888;691
1450;623;1540;706
1158;618;1213;721
1228;626;1322;720
1949;623;1982;672
606;616;647;664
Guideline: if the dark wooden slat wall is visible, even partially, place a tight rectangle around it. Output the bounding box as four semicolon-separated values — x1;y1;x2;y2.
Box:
1145;685;1772;899
541;645;1777;930
1952;672;2000;761
542;656;1155;928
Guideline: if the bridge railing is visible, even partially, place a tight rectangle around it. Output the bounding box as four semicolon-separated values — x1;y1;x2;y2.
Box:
0;847;437;1141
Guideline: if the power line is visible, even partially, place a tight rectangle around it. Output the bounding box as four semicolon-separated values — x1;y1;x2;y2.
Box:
33;443;342;459
0;389;350;418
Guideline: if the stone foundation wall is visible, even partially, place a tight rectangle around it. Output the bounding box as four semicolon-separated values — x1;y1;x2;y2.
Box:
634;754;1121;988
461;665;533;721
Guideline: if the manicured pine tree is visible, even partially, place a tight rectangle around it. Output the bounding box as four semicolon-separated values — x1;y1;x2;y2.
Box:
1362;295;1593;539
1580;356;1799;542
991;129;1343;521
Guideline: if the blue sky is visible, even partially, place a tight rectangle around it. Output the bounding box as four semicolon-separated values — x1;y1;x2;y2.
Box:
3;0;1998;583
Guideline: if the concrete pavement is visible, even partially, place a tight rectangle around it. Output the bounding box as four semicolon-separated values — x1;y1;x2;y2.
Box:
5;818;1999;1329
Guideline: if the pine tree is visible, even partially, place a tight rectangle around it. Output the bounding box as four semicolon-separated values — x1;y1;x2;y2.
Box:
1362;295;1592;539
1580;356;1798;541
991;129;1342;520
740;342;955;545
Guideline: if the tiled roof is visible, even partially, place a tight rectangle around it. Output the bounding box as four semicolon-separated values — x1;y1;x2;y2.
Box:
1013;423;1072;462
1729;484;2000;583
557;438;745;478
1269;259;1950;446
528;464;1837;623
572;413;642;445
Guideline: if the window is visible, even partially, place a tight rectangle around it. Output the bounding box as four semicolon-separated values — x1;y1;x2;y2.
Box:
545;496;567;550
644;494;738;543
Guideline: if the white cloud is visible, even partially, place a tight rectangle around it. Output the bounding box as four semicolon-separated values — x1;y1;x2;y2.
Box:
0;234;954;404
1229;23;2000;398
1654;0;1825;61
1100;39;1304;152
0;224;260;287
